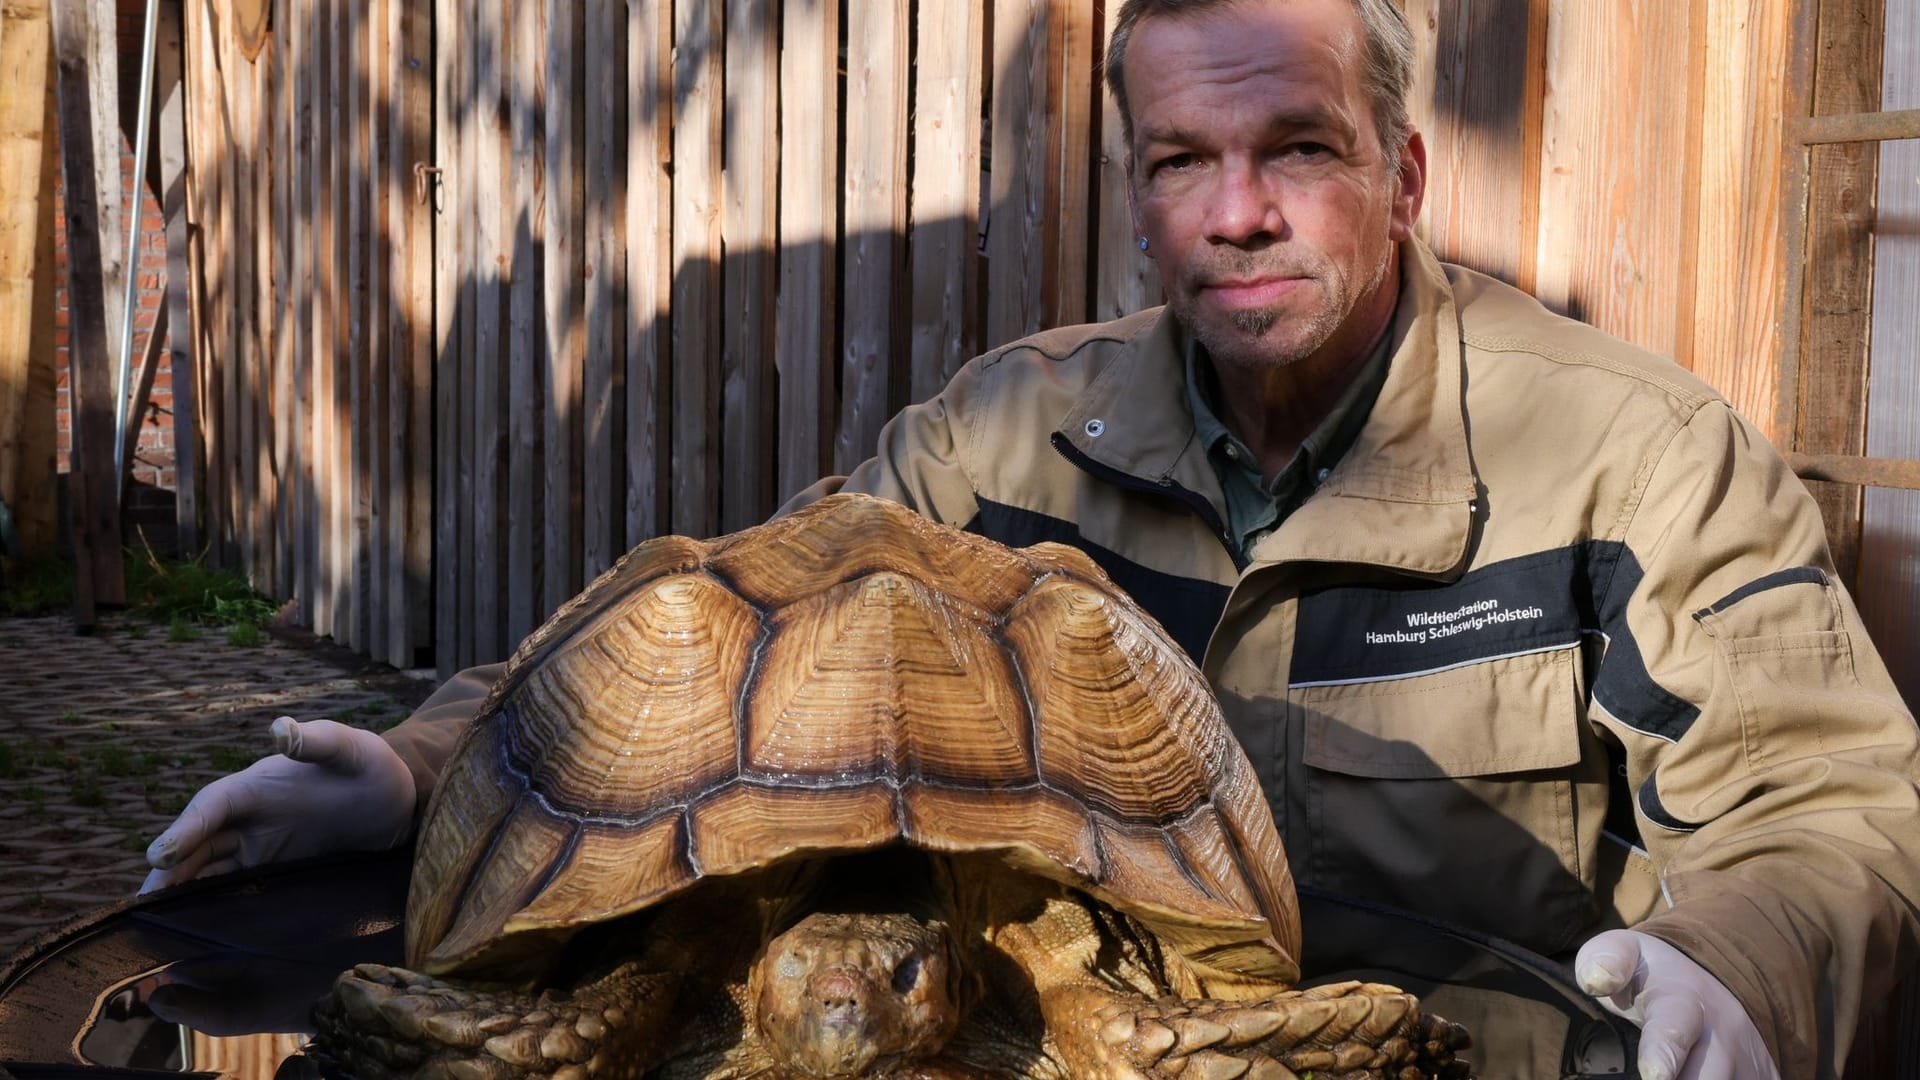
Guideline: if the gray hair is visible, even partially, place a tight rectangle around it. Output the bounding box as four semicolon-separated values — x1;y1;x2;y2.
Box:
1104;0;1414;164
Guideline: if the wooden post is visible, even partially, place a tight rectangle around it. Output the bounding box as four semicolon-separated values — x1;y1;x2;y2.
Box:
721;0;776;531
153;0;195;555
50;0;127;618
774;0;838;505
0;0;60;558
837;0;908;474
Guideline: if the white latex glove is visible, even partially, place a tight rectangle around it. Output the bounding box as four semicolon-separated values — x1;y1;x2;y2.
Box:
140;716;417;893
1576;928;1781;1080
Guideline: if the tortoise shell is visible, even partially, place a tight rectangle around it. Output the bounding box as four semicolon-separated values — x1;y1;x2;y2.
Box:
405;493;1301;989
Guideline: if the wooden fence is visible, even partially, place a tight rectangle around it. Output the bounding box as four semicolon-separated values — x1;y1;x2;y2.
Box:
177;0;1800;674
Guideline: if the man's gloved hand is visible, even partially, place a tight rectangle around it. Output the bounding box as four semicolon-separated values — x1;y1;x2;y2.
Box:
140;716;416;894
1576;928;1781;1080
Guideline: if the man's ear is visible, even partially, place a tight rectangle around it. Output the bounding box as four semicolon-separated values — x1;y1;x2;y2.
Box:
1390;129;1427;242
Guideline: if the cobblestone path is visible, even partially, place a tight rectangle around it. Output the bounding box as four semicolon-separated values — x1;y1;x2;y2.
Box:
0;614;437;958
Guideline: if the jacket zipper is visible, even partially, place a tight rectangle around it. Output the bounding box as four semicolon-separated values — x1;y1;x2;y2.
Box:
1048;432;1245;569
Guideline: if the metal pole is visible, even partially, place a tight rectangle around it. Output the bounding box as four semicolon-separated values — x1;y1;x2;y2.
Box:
115;0;162;499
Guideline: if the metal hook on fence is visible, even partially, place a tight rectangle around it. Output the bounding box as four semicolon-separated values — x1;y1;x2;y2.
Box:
413;163;444;209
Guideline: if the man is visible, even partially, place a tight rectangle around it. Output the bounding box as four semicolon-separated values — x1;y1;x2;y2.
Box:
144;1;1920;1077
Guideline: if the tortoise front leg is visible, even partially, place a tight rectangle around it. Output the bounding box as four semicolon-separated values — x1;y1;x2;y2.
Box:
310;961;680;1080
1041;980;1473;1080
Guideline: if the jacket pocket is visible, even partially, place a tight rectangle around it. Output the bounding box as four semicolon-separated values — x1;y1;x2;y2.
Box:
1294;646;1599;955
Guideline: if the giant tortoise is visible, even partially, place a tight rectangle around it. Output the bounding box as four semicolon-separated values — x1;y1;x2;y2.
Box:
311;493;1471;1079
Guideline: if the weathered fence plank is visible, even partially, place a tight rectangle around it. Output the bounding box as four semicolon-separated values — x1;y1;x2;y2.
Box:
670;0;721;537
624;0;670;550
581;0;622;574
721;0;778;534
0;0;58;557
837;0;908;474
909;0;984;403
505;0;541;650
774;0;838;505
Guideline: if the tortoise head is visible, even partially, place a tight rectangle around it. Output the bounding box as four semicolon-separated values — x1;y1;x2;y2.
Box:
751;912;966;1077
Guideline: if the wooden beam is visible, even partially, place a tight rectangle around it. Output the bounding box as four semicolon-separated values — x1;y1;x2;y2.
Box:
837;0;906;475
1796;0;1884;587
0;0;58;558
720;0;776;532
773;0;837;505
910;0;983;401
50;0;127;618
669;0;720;536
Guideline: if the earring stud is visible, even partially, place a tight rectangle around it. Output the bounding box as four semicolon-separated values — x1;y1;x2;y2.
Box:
1137;236;1150;252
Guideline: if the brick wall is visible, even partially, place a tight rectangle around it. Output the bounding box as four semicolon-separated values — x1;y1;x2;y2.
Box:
52;0;179;540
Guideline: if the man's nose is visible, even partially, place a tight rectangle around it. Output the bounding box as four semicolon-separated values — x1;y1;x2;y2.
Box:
1205;160;1282;246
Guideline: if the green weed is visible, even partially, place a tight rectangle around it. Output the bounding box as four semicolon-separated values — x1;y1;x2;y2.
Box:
0;740;13;778
0;554;73;616
226;622;265;647
73;782;105;808
205;746;253;773
167;615;199;643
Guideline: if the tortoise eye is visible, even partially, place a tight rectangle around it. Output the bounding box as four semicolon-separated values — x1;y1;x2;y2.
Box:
890;955;923;993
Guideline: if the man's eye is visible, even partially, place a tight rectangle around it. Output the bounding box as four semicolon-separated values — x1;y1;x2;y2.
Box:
1285;142;1331;158
1157;153;1199;172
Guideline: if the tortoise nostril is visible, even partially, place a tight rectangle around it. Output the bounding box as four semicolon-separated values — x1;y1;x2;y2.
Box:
891;955;923;994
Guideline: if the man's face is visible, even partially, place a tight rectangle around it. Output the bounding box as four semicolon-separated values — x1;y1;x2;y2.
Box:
1127;0;1423;376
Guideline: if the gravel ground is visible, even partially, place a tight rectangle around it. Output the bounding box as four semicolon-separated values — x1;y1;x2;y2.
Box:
0;613;437;959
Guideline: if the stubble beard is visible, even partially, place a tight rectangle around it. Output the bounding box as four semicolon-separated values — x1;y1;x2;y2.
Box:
1173;239;1393;376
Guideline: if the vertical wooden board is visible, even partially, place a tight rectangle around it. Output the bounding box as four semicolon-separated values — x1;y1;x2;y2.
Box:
1403;0;1544;289
774;0;837;504
1046;0;1092;328
392;0;434;665
269;5;293;601
1685;0;1788;430
470;0;504;662
186;0;224;573
288;0;310;620
1533;0;1694;355
625;0;670;548
581;0;623;570
720;0;776;532
505;0;543;651
0;0;55;550
670;0;721;536
987;0;1051;349
837;0;906;474
1798;0;1884;583
240;29;265;595
347;2;372;645
365;0;392;662
432;0;461;674
1094;0;1158;323
49;0;125;618
910;0;984;402
16;38;61;556
452;0;479;665
217;0;242;575
1859;0;1920;707
542;0;584;621
307;0;334;634
333;0;357;640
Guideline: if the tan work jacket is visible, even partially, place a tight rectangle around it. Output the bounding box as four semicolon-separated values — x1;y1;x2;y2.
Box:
388;240;1920;1077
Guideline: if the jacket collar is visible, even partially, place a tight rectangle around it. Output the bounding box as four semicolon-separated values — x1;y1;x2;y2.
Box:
1054;238;1478;581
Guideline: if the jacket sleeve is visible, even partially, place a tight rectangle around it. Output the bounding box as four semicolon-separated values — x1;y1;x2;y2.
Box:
381;661;507;812
1595;399;1920;1079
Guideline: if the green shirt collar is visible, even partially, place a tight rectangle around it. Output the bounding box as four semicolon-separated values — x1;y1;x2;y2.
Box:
1184;328;1394;560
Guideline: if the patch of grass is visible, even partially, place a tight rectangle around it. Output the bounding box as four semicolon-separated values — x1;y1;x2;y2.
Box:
126;538;276;632
167;615;199;643
94;745;155;777
0;554;73;616
19;784;46;804
73;782;105;808
226;622;265;647
0;739;13;778
58;708;79;723
205;746;253;773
